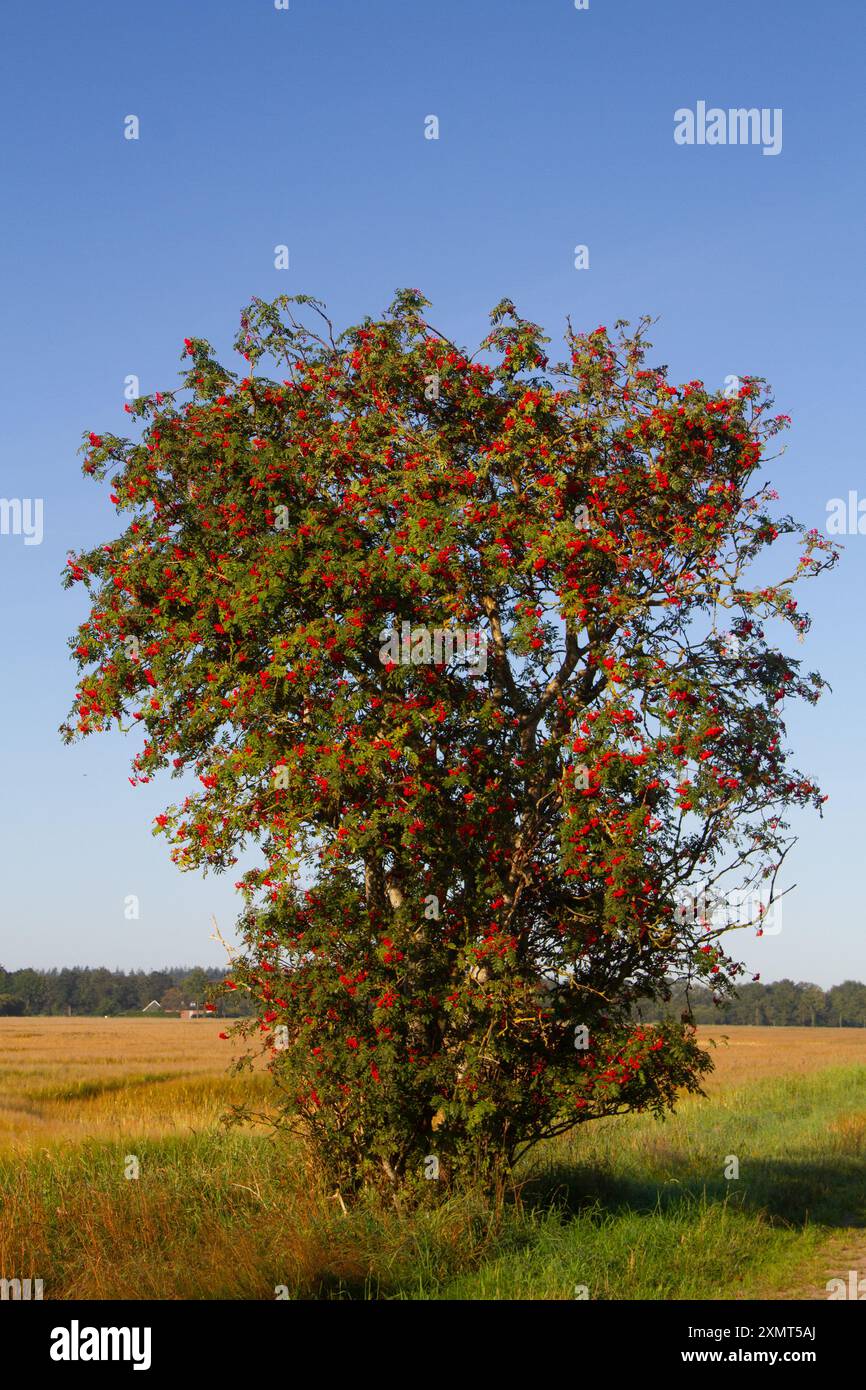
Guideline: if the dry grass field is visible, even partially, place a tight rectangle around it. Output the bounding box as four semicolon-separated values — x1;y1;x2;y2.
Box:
2;1017;865;1151
696;1025;866;1089
0;1017;269;1152
0;1018;865;1299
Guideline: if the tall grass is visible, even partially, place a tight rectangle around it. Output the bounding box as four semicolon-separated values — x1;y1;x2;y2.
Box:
1;1061;864;1299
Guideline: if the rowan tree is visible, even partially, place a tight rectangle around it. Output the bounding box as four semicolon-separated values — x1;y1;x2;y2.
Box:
62;290;836;1193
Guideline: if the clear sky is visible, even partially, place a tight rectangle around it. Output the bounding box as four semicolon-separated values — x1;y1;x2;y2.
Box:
0;0;862;984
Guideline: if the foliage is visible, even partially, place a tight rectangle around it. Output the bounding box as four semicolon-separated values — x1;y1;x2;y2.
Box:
642;978;866;1028
0;965;251;1017
62;291;836;1191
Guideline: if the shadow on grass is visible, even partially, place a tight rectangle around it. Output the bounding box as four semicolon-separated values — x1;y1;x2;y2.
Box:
520;1153;866;1230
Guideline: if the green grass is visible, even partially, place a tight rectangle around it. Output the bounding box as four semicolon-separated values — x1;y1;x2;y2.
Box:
1;1065;864;1299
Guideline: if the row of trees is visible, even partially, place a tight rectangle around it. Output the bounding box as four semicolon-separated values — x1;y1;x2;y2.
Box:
0;965;252;1017
2;963;862;1028
642;978;866;1028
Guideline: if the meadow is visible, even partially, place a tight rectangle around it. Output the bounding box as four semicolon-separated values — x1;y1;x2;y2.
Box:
1;1018;864;1300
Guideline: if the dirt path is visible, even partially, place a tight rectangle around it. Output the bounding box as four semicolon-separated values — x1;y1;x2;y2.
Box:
773;1232;866;1301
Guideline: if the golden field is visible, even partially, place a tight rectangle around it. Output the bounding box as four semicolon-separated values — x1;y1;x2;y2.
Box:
0;1016;269;1152
2;1017;865;1152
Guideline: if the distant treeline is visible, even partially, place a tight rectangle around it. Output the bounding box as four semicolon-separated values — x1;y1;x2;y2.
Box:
640;978;866;1028
1;965;864;1026
0;965;254;1017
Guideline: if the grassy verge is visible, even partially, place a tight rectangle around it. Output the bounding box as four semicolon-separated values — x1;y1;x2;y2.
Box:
1;1063;864;1299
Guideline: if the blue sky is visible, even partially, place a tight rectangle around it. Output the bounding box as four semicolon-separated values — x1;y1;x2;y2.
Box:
0;0;862;983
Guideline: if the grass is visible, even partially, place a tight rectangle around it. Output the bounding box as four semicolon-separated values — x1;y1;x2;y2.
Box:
0;1020;865;1299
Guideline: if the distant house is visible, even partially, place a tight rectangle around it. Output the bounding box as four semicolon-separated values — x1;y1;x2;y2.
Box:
142;1000;162;1013
180;1006;208;1020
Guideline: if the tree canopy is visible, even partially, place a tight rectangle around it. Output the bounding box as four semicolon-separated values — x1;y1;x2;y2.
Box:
63;291;836;1191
